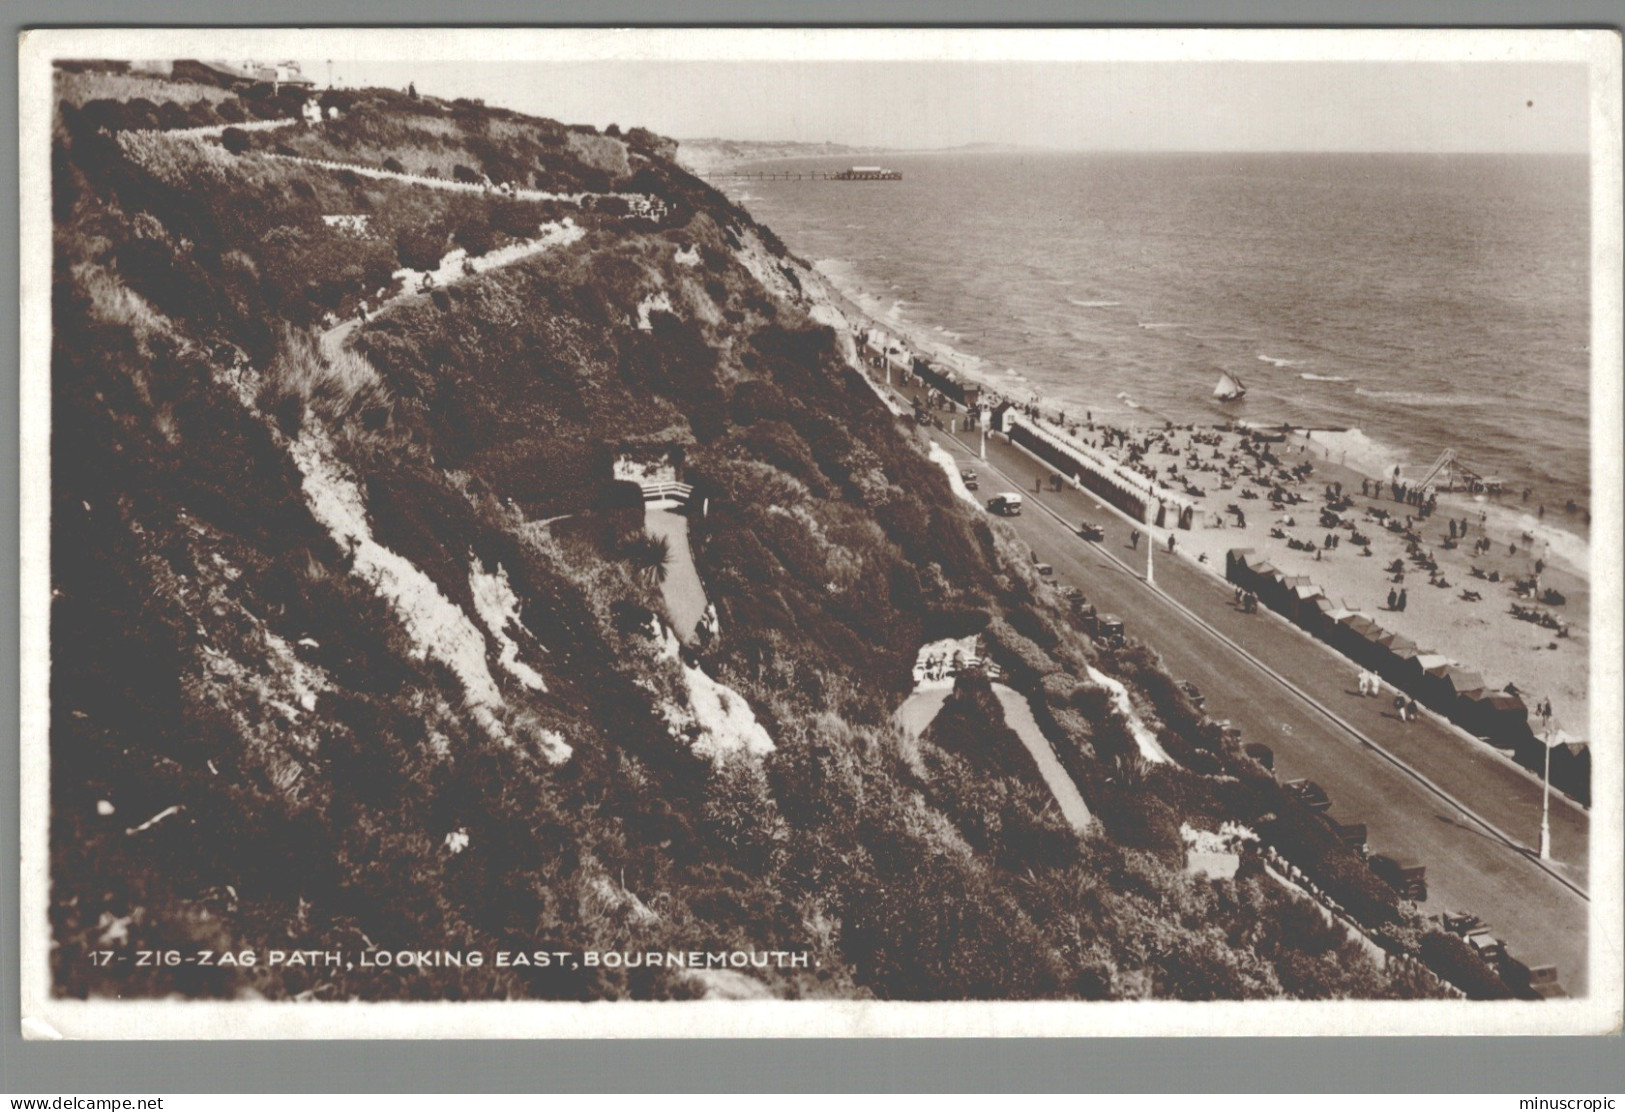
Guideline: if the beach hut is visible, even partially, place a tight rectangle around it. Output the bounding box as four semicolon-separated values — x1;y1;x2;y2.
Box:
1244;559;1278;600
1374;634;1420;686
1298;594;1336;638
1272;573;1311;615
1549;736;1591;806
1226;548;1256;584
1458;689;1530;750
1335;613;1381;666
1287;581;1326;628
1414;657;1462;709
1427;665;1487;718
1353;621;1398;670
1400;652;1452;697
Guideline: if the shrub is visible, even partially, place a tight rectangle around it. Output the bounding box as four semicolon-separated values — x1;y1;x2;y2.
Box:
1418;931;1515;999
383;156;405;173
220;127;250;155
396;226;449;271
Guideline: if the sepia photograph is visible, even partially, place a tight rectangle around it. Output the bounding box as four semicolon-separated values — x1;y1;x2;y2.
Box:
17;26;1622;1039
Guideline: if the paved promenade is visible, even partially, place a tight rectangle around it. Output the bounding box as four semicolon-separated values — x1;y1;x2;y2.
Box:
913;403;1595;994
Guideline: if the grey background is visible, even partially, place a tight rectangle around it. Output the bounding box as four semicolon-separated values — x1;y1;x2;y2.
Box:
4;0;1621;1094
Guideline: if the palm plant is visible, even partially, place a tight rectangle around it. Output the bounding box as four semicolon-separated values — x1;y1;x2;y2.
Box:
627;530;672;586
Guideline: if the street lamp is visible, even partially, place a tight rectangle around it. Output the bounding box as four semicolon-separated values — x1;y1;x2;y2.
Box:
1540;720;1554;861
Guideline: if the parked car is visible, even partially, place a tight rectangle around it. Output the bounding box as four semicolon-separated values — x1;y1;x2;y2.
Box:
1077;521;1105;542
987;492;1023;516
960;467;979;490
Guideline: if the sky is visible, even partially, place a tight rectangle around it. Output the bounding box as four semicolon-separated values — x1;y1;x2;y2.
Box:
303;57;1591;154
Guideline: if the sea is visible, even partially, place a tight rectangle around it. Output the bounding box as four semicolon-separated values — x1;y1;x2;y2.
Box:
725;150;1592;562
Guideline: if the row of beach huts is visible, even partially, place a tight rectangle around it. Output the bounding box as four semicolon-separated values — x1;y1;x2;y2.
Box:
1224;547;1589;804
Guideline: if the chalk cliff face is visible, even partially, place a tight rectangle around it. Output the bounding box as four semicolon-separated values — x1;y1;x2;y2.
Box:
48;68;1462;1003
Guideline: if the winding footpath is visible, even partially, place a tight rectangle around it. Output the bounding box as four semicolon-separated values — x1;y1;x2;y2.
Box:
896;682;1093;832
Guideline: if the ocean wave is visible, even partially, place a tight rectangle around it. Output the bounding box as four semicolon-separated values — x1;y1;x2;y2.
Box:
1302;427;1403;482
1484;510;1590;576
1138;321;1183;330
1068;298;1122;308
1354;388;1491;407
1258;354;1306;368
1300;373;1351;382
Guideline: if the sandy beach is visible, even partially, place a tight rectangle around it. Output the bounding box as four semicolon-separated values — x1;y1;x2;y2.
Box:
792;261;1592;743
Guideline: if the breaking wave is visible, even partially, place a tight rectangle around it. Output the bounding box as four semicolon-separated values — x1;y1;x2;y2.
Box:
1354;388;1491;408
1300;372;1351;382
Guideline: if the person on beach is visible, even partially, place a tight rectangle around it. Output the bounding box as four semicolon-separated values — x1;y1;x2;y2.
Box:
1130;529;1140;550
1167;533;1176;554
1395;694;1409;721
1357;669;1370;697
1398;588;1408;612
1388;588;1398;610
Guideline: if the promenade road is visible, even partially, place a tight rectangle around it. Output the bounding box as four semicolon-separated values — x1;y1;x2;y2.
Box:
918;412;1597;994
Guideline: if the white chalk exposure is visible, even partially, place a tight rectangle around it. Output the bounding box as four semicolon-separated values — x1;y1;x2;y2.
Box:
469;557;548;691
636;290;674;331
289;430;570;763
929;442;982;509
1085;665;1171;764
655;624;774;761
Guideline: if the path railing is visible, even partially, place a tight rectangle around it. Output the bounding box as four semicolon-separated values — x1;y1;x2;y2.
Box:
641;481;694;505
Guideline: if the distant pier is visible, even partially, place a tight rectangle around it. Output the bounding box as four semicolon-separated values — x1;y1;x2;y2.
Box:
704;165;902;182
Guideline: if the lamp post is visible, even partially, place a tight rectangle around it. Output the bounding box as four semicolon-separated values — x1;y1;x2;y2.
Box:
1540;720;1554;861
1146;528;1154;587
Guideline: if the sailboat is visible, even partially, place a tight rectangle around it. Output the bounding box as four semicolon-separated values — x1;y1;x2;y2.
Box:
1213;371;1247;403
